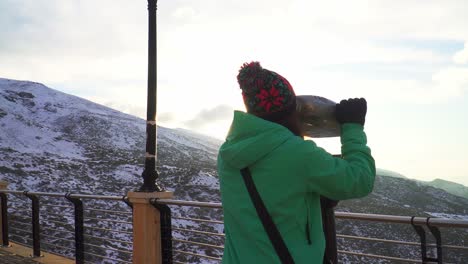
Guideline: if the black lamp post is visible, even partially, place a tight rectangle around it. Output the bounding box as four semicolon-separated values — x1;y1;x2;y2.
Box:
139;0;164;192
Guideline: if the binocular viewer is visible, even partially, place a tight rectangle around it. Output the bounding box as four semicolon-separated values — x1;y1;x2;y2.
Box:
296;95;341;138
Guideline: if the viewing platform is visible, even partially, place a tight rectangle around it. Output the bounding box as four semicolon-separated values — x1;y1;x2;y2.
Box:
0;242;73;263
0;244;40;264
1;182;468;263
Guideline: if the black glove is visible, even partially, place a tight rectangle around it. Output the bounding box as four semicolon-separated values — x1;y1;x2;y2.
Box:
335;98;367;126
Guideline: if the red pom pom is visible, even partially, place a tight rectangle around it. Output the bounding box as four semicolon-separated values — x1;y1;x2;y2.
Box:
237;61;263;90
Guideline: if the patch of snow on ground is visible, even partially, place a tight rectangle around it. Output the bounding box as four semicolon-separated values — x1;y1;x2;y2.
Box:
425;212;468;221
113;165;140;182
189;171;219;188
159;127;216;154
161;165;178;170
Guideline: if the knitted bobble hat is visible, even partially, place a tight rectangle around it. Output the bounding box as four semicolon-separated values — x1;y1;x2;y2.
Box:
237;61;296;121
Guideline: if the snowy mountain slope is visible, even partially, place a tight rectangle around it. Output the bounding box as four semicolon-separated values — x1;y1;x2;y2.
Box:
1;78;467;263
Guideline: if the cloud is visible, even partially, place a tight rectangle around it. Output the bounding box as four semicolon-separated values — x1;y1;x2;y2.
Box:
158;112;178;123
2;0;468;182
80;95;147;119
172;6;198;21
289;0;468;40
432;66;468;95
453;42;468;64
291;58;468;106
184;105;234;129
0;0;149;88
368;66;468;104
106;103;146;119
0;1;145;56
2;0;468;122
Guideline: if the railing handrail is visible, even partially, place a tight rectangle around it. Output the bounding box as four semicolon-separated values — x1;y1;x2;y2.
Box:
156;198;468;229
4;193;466;229
157;199;223;208
335;211;468;228
337;234;468;250
0;190;125;201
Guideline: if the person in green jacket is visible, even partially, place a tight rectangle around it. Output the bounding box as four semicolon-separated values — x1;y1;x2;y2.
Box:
218;61;376;264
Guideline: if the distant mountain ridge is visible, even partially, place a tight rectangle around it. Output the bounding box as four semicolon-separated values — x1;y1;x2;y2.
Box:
376;168;407;179
1;77;467;263
376;168;468;200
424;178;468;199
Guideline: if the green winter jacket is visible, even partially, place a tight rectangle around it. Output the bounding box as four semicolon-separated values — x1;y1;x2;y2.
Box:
218;111;376;264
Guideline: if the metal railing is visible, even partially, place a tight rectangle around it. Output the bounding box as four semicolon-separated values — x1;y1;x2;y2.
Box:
2;193;468;263
155;199;468;264
0;190;133;264
156;199;224;263
334;212;468;263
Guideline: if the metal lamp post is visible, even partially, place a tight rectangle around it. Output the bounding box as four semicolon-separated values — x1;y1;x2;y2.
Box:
139;0;164;192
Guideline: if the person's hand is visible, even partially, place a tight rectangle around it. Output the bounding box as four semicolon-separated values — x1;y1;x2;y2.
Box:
335;98;367;126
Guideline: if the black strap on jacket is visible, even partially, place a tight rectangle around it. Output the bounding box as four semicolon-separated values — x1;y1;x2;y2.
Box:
320;197;338;264
240;168;295;264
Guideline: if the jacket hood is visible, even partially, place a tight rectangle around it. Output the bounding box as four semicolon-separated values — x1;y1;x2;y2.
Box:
219;111;293;169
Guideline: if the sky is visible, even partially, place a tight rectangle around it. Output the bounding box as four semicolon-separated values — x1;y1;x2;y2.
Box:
1;0;468;186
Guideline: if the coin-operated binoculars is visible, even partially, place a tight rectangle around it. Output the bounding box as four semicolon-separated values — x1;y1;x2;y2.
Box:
296;95;340;138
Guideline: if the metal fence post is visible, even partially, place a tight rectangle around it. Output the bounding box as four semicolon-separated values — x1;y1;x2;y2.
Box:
427;218;443;264
24;192;41;257
411;217;427;261
66;193;84;264
151;200;173;264
412;216;443;263
0;181;9;246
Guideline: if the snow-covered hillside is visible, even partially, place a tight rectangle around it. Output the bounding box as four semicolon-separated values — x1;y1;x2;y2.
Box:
1;78;467;263
0;78;220;194
0;78;222;263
